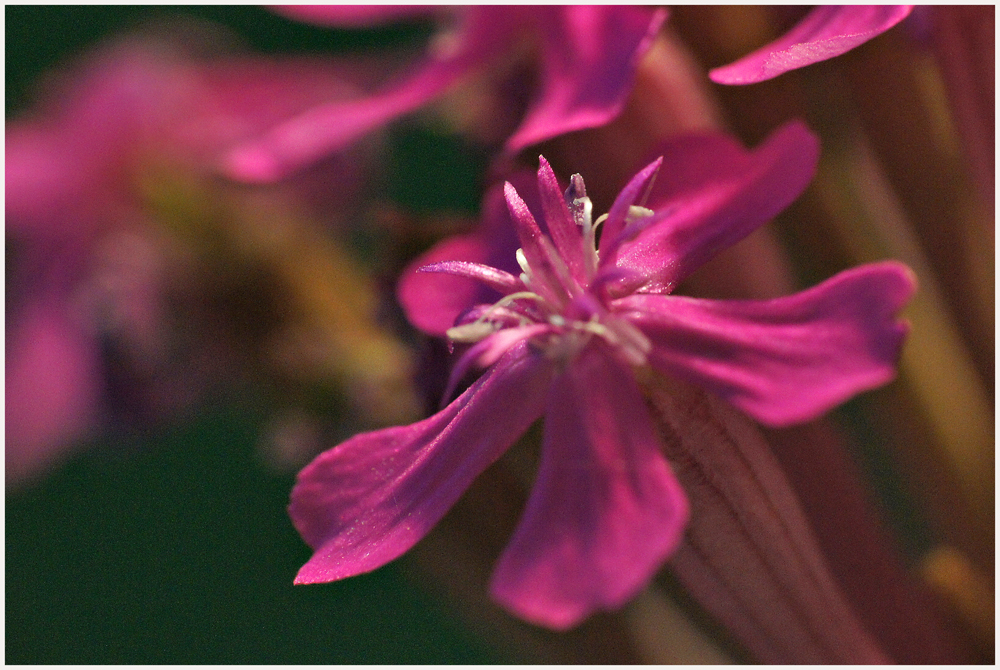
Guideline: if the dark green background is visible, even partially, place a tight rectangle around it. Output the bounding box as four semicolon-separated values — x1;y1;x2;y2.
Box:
7;6;500;663
7;404;501;663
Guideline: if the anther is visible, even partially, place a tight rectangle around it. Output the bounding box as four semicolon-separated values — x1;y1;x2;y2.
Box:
515;248;531;275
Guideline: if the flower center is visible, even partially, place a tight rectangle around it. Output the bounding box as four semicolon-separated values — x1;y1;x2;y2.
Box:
446;180;653;367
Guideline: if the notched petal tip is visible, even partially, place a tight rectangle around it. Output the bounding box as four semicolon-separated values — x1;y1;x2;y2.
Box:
625;260;918;428
488;348;689;629
876;259;919;304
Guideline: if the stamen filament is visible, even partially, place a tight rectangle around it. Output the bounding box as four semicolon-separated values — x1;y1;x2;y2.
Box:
446;291;547;343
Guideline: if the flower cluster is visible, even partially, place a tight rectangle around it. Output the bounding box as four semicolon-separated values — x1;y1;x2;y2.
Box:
290;124;914;628
9;4;991;665
224;5;913;181
6;29;414;484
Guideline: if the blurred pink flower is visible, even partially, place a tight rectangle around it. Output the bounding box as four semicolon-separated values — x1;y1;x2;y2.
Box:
289;122;915;629
223;5;667;181
710;5;913;84
6;32;377;486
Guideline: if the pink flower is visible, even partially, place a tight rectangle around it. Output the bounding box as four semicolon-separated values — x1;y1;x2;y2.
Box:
289;121;916;629
224;5;666;181
6;32;378;485
710;5;914;84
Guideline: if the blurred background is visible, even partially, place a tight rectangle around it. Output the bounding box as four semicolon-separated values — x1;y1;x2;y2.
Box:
7;6;504;663
6;5;994;664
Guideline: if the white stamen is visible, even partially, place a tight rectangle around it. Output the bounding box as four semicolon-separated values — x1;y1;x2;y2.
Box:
515;248;534;291
627;205;655;223
446;167;658;369
582;208;603;281
515;248;530;275
446;291;547;344
446;320;500;343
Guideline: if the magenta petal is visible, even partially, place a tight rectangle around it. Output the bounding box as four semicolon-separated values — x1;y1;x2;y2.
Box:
613;122;819;293
226;7;518;182
290;343;553;583
442;323;554;405
272;5;437;27
599;156;663;251
617;262;916;427
6;300;101;485
490;345;689;629
398;233;494;336
5;127;93;236
710;5;914;84
504;182;574;304
397;175;528;336
506;6;666;152
536;156;586;284
504;181;548;259
223;55;473;182
417;261;522;296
